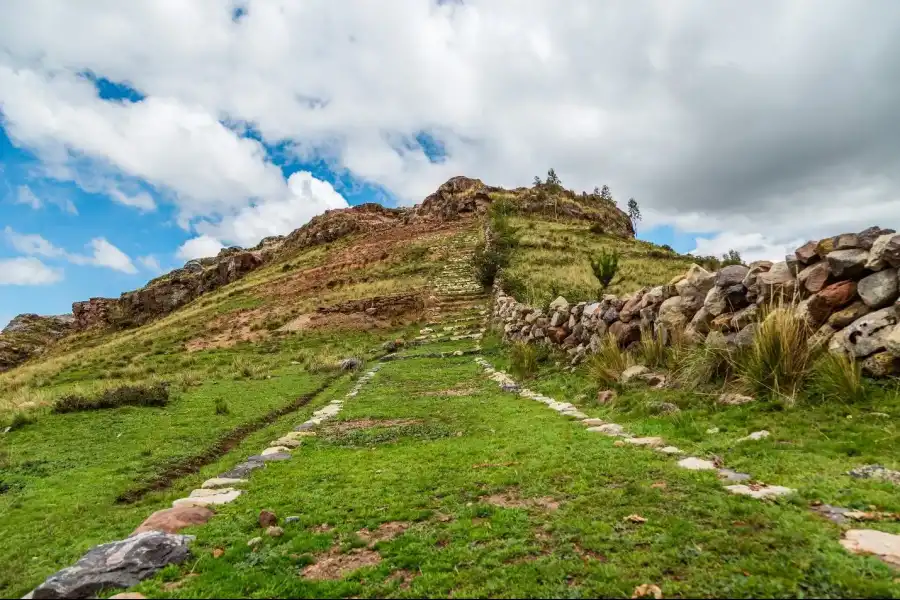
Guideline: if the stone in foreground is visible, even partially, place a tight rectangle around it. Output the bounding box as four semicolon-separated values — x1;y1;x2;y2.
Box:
677;457;717;471
587;424;629;437
623;437;664;448
132;506;214;536
28;531;192;599
717;469;752;483
738;430;770;442
658;446;684;455
840;529;900;567
725;484;794;499
201;477;247;489
172;488;241;508
219;460;265;479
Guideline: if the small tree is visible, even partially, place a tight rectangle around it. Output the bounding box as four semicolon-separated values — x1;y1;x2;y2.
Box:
592;186;601;195
590;249;620;292
721;249;743;266
546;168;561;186
627;198;641;230
600;185;613;202
533;175;542;187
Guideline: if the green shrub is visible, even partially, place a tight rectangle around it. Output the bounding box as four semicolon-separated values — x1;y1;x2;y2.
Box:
473;244;509;287
590;249;620;292
214;398;231;415
588;333;633;388
510;342;547;379
808;352;868;404
735;306;817;401
54;384;170;413
499;274;527;299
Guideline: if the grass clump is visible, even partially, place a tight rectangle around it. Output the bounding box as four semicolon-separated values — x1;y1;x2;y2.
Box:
231;356;267;379
588;333;632;388
214;398;231;415
675;340;735;388
589;249;620;292
509;342;547;379
808;352;868;404
735;306;817;402
53;383;170;414
637;326;669;370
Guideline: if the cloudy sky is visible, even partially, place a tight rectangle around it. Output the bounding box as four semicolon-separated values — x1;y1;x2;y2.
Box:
2;0;899;327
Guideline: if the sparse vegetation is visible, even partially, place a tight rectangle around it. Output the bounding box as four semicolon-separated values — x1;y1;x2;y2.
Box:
53;383;170;413
588;333;633;388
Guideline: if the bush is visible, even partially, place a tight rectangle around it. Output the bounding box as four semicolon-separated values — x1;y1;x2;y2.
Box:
499;274;527;299
590;249;620;292
473;245;509;287
808;352;868;404
214;398;231;415
510;342;547;379
54;384;170;413
735;306;817;401
588;333;633;388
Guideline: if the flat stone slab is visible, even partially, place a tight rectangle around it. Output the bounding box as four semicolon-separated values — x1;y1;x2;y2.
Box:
219;460;265;479
678;457;718;471
587;424;629;437
562;410;589;420
849;464;900;486
623;437;664;448
582;418;606;427
28;531;192;599
246;452;291;462
738;430;770;442
173;489;242;508
272;437;302;448
658;446;683;455
132;506;214;536
717;468;752;483
262;446;292;456
840;529;900;567
725;484;794;499
201;477;247;489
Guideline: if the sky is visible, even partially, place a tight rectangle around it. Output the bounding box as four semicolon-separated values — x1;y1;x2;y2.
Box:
2;0;899;329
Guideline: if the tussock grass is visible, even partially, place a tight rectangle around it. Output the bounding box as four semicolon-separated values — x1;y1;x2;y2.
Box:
637;326;669;370
53;383;170;414
808;352;868;404
588;333;633;388
675;340;735;389
509;341;546;379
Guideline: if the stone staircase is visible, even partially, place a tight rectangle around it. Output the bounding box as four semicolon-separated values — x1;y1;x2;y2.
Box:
425;233;490;324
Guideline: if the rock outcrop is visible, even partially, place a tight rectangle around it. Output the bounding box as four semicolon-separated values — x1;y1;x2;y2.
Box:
0;314;75;373
495;225;900;377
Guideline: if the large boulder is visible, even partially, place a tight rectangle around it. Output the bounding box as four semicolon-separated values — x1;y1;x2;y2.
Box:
675;265;716;310
832;232;861;250
548;296;570;312
688;306;713;336
657;296;692;332
29;532;193;599
806;281;858;326
886;324;900;357
858;226;896;250
716;265;750;288
757;261;796;299
795;241;819;264
865;233;900;270
609;320;641;347
798;261;830;295
829;307;898;358
857;269;899;309
132;506;214;536
704;286;727;317
826;249;869;280
828;301;872;329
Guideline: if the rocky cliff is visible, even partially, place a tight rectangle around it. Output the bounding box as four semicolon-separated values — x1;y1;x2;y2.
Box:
0;176;633;372
0;314;75;372
495;225;900;377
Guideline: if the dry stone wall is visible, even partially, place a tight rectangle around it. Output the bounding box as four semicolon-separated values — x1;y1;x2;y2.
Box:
494;225;900;377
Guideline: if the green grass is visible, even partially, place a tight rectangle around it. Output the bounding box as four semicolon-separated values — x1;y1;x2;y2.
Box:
86;336;898;598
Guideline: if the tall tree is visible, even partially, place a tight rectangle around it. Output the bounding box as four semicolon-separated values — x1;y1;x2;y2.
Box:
627;198;641;230
546;168;561;186
533;175;542;186
600;185;613;202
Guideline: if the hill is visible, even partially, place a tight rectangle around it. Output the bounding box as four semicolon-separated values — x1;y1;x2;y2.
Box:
2;177;900;599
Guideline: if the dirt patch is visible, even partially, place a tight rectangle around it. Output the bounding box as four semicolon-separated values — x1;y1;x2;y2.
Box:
420;387;478;397
356;521;411;546
279;311;397;333
185;307;272;351
301;548;382;581
325;418;424;433
574;543;607;562
115;375;340;504
481;491;561;511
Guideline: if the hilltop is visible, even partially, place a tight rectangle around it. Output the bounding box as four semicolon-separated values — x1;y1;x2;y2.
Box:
2;175;899;599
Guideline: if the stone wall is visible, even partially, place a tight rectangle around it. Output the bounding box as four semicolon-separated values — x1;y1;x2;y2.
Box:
493;226;900;377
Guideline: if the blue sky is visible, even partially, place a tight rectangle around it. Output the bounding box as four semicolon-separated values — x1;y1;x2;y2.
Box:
6;1;889;328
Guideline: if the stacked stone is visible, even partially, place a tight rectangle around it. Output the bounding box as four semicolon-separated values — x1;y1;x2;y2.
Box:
494;225;900;376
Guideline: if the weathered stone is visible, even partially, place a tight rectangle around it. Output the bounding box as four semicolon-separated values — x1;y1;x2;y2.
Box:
549;311;565;328
733;323;758;349
857;269;899;309
219;460;265;479
548;296;570;312
858;226;896;250
830;306;898;358
848;464;900;485
657;296;691;332
826;249;869;280
583;302;602;317
173;488;242;508
339;357;362;371
738;430;770;442
648;401;680;415
658;446;684;455
258;510;278;528
29;532;192;600
718;393;754;406
716;265;750;288
809;324;838;349
722;283;749;312
132;506;214;536
621;365;650;383
548;327;567;344
731;305;759;330
865;233;900;270
602;307;619;323
587;423;629;437
704;286;727;317
861;352;900;377
840;529;900;568
689;306;713;336
677;457;717;471
266;526;284;537
675;265;716;301
725;484;794;499
758;261;796;299
815;237;835;258
706;330;729;349
833;232;861;250
717;469;752;483
798;261;830;294
828;301;871;329
201;477;246;489
596;390;617;404
609;320;640;347
710;313;736;332
887;324;900;357
623;436;664;448
795;240;819;264
806;281;857;326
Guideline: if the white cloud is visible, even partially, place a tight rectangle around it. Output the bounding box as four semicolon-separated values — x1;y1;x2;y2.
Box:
690;231;807;264
0;0;898;258
108;189;156;212
0;257;63;285
176;235;224;261
3;227;137;274
137;254;162;272
15;185;42;209
89;238;137;273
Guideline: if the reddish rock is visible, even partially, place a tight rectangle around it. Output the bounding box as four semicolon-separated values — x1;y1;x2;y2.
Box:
807;281;858;325
609;320;641;347
132;506;214;536
548;327;568;344
795;241;819;264
258;510;278;528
